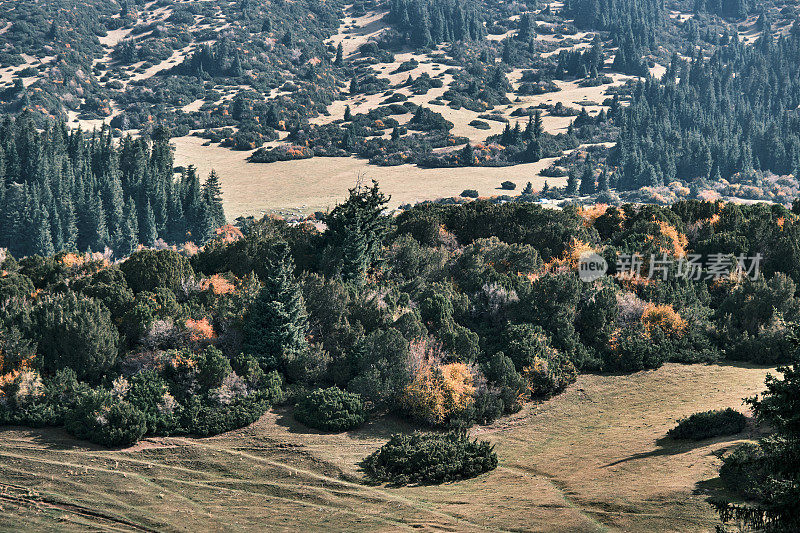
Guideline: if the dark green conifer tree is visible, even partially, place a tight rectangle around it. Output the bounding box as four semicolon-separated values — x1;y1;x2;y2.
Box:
242;242;309;372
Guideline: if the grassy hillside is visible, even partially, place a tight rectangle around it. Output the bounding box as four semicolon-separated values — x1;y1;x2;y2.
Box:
0;363;770;532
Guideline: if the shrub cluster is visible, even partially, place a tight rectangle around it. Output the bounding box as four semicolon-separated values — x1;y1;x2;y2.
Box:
294;387;366;432
668;408;748;440
360;431;497;485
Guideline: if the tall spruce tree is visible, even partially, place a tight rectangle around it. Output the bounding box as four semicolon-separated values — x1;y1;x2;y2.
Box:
323;180;390;282
242;242;309;372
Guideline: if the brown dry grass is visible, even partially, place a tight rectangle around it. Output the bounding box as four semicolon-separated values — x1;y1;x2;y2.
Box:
172;135;568;219
0;363;772;532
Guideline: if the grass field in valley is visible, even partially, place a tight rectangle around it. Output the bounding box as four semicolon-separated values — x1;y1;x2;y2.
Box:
172;136;569;219
0;363;772;532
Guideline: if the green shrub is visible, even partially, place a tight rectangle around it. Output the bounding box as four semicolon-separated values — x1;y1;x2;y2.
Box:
294;387;366;432
29;293;119;382
184;394;270;437
127;371;180;435
64;389;147;447
668;408;747;440
718;441;770;501
120;249;194;293
361;431;497;485
468;119;490;130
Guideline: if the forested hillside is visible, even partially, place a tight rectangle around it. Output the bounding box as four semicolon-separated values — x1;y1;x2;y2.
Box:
2;183;800;530
0;118;225;258
3;1;800;529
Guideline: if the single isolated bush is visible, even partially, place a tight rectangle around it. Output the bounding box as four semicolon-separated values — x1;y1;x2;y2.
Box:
294;386;366;432
360;431;497;485
668;408;747;440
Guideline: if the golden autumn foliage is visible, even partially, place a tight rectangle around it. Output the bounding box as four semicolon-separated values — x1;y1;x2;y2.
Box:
546;239;601;272
578;204;610;228
641;304;686;338
401;362;476;426
200;274;236;295
647;221;688;258
59;252;86;268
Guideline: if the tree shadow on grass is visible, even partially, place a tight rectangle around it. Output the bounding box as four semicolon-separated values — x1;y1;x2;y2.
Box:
0;425;107;452
272;405;421;441
602;431;755;468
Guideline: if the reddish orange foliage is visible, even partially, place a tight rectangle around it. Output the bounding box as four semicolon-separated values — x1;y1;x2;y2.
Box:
215;224;244;244
186;318;216;342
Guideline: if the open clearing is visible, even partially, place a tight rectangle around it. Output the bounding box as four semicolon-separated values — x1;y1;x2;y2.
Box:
172;135;569;219
0;363;772;532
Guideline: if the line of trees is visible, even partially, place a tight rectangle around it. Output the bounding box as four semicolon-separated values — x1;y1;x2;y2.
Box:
613;24;800;189
386;0;486;47
0;117;225;259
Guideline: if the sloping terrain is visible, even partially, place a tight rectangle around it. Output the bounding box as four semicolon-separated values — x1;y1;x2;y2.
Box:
0;363;772;532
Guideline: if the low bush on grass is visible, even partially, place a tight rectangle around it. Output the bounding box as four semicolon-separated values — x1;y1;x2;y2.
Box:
468;119;491;130
360;431;497;485
668;408;747;440
294;386;366;432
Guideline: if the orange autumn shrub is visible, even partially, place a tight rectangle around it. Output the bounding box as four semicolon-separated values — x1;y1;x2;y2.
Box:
654;221;688;258
641;303;686;338
578;204;610;227
214;225;244;244
186;318;216;342
200;274;236;295
59;252;86;269
546;239;600;272
401;362;476;426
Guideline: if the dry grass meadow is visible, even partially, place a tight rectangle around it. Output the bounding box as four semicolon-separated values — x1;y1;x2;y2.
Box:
172;136;569;219
0;363;773;532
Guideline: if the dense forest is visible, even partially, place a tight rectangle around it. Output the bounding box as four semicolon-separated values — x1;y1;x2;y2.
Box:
2;183;800;524
0;116;225;259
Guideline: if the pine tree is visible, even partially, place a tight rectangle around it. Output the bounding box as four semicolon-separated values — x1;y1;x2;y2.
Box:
566;169;579;196
242;242;309;372
116;196;139;257
460;143;475;166
140;200;157;247
335;43;344;65
203;170;225;229
324;180;390;282
523;139;542;163
32;208;55;257
579;158;596;195
598;170;610;192
83;196;111;253
533;110;543;138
